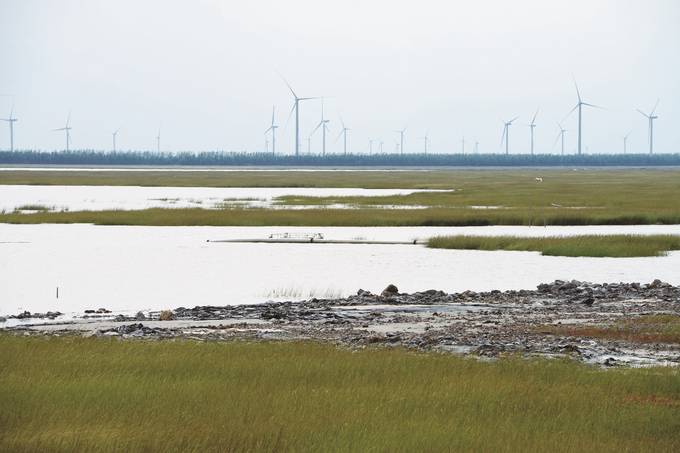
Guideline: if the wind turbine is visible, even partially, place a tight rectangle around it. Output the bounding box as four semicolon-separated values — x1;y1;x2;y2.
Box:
0;105;18;152
112;128;120;152
156;128;161;153
282;77;318;157
420;133;429;154
637;99;659;154
554;123;567;156
395;128;406;155
623;131;631;154
566;80;601;155
529;108;539;155
310;99;330;156
264;105;278;155
336;113;349;156
378;140;384;154
54;112;72;151
500;117;518;155
461;136;466;154
368;138;374;155
474;141;479;154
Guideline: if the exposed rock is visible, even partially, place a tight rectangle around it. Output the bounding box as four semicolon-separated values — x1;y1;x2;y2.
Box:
6;279;680;368
9;310;62;320
381;284;399;297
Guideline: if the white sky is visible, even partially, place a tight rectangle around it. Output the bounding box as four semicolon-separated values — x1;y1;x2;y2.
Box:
1;0;679;154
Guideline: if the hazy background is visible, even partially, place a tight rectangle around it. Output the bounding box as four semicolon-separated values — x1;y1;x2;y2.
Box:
1;0;678;154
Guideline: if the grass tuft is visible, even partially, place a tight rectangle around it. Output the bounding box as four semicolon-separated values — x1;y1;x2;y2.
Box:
427;234;680;257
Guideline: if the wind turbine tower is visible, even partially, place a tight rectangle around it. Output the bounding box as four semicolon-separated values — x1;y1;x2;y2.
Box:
567;80;601;155
420;133;429;154
0;106;18;152
623;131;631;154
112;128;120;152
156;129;161;153
54;113;72;151
265;106;279;155
336;114;349;155
529;109;539;155
637;100;659;154
501;117;518;155
395;128;406;155
554;123;567;156
311;99;330;156
282;77;318;157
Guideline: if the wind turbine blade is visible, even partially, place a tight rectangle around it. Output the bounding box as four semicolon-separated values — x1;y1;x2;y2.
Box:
265;126;273;134
299;97;319;101
573;77;582;102
271;105;276;126
509;116;519;123
311;121;322;136
335;130;343;142
562;105;579;122
283;102;296;131
637;109;649;118
531;108;539;124
66;111;71;127
553;131;562;148
279;74;298;99
582;102;603;109
500;126;507;146
651;98;660;115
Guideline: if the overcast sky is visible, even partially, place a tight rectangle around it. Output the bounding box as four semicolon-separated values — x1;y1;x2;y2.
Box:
1;0;679;154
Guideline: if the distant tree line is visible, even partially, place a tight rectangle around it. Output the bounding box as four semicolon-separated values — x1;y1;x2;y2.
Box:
1;150;680;167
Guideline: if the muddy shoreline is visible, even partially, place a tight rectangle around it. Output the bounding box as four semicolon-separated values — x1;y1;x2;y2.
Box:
4;280;680;367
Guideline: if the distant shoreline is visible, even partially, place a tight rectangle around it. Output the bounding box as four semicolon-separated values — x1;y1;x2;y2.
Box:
2;150;680;167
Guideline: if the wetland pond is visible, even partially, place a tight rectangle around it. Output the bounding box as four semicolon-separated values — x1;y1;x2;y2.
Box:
1;224;679;317
0;185;451;211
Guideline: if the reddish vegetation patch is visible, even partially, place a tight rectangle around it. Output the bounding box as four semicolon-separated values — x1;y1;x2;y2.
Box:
541;315;680;345
624;395;680;407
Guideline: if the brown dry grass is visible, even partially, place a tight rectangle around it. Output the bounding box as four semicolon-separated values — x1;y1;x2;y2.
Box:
543;315;680;344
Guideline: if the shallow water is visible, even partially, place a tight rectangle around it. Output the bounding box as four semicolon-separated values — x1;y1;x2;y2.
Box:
0;185;448;212
1;224;679;317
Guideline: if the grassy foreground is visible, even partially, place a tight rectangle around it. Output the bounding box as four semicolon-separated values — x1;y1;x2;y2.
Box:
1;336;680;452
427;234;680;257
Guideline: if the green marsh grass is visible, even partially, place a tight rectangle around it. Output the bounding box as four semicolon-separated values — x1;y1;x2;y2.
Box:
1;207;680;227
2;169;680;226
1;335;680;452
427;234;680;257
